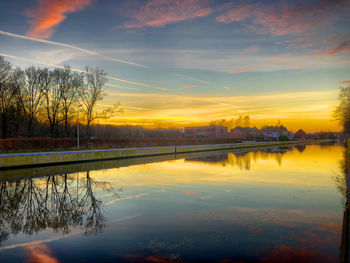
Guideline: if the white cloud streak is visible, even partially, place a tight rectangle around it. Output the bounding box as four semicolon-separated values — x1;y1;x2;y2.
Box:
0;30;148;68
0;53;153;87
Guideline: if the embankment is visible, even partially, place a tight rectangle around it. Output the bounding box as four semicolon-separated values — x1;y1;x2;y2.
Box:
0;140;331;169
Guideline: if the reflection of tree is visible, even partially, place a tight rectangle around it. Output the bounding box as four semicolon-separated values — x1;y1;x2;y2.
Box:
336;149;350;262
185;147;292;170
0;171;118;245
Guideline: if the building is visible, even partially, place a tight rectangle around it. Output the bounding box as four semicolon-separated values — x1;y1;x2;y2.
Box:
229;128;245;139
184;125;228;139
294;129;307;140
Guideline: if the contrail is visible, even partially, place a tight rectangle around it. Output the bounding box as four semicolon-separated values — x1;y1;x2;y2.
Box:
0;53;152;87
106;83;143;91
0;30;148;68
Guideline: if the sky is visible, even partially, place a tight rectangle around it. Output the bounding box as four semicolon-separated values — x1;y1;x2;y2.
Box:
0;0;349;132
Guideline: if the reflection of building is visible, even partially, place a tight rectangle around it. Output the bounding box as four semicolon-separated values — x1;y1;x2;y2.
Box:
186;154;228;164
184;125;228;139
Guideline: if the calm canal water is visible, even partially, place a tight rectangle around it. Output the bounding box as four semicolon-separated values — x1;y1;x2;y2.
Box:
0;143;346;262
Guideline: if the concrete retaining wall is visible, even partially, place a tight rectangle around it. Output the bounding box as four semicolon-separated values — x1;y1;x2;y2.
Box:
0;140;331;169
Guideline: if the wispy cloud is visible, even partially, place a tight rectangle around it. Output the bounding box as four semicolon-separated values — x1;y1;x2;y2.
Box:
119;0;211;29
0;30;147;68
216;1;348;36
24;0;93;39
229;67;254;74
319;39;350;56
176;73;212;85
183;85;197;89
336;80;350;84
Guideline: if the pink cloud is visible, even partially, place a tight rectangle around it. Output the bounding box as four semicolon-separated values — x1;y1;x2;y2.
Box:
216;4;253;23
25;0;93;39
183;85;197;88
321;40;350;56
119;0;211;29
216;1;348;36
336;80;350;84
229;67;254;74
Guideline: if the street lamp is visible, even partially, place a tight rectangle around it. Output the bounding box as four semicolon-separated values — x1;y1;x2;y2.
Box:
77;105;82;149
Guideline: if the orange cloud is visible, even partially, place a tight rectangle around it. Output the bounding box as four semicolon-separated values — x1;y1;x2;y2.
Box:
183;85;197;89
337;80;350;84
119;0;211;29
24;244;60;263
184;190;197;194
229;67;254;74
216;1;348;36
320;40;350;56
25;0;93;39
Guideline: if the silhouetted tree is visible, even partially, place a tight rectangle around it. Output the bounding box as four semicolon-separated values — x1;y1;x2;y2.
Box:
334;86;350;135
0;57;16;138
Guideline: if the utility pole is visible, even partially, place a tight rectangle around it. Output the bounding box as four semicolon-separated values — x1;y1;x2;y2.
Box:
77;105;82;149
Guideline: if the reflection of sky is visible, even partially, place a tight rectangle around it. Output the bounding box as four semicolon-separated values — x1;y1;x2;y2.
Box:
0;144;344;262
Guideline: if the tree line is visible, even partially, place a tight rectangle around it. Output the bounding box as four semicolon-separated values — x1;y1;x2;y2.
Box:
0;56;119;138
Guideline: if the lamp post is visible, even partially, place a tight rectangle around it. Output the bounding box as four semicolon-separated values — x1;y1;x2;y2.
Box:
77;105;82;149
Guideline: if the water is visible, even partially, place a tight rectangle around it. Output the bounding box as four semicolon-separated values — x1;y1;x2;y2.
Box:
0;143;346;262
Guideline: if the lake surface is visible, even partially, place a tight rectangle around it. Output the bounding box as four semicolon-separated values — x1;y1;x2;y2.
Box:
0;143;346;262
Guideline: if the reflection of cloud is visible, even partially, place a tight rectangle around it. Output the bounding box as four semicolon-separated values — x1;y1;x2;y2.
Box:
24;244;60;263
104;193;149;206
124;254;176;263
260;245;324;263
24;0;93;39
0;214;143;251
119;0;211;29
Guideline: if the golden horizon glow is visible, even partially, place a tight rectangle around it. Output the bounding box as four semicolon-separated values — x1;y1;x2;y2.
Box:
98;90;341;132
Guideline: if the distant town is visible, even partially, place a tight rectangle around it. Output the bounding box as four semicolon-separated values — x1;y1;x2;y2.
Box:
89;123;338;141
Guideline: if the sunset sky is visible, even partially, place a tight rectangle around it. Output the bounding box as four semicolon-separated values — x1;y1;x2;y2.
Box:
1;0;349;132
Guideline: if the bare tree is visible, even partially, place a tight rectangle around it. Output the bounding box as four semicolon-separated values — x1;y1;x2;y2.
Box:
79;67;106;136
60;67;82;137
43;69;61;137
334;86;350;135
0;57;14;138
14;67;49;136
79;67;121;137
